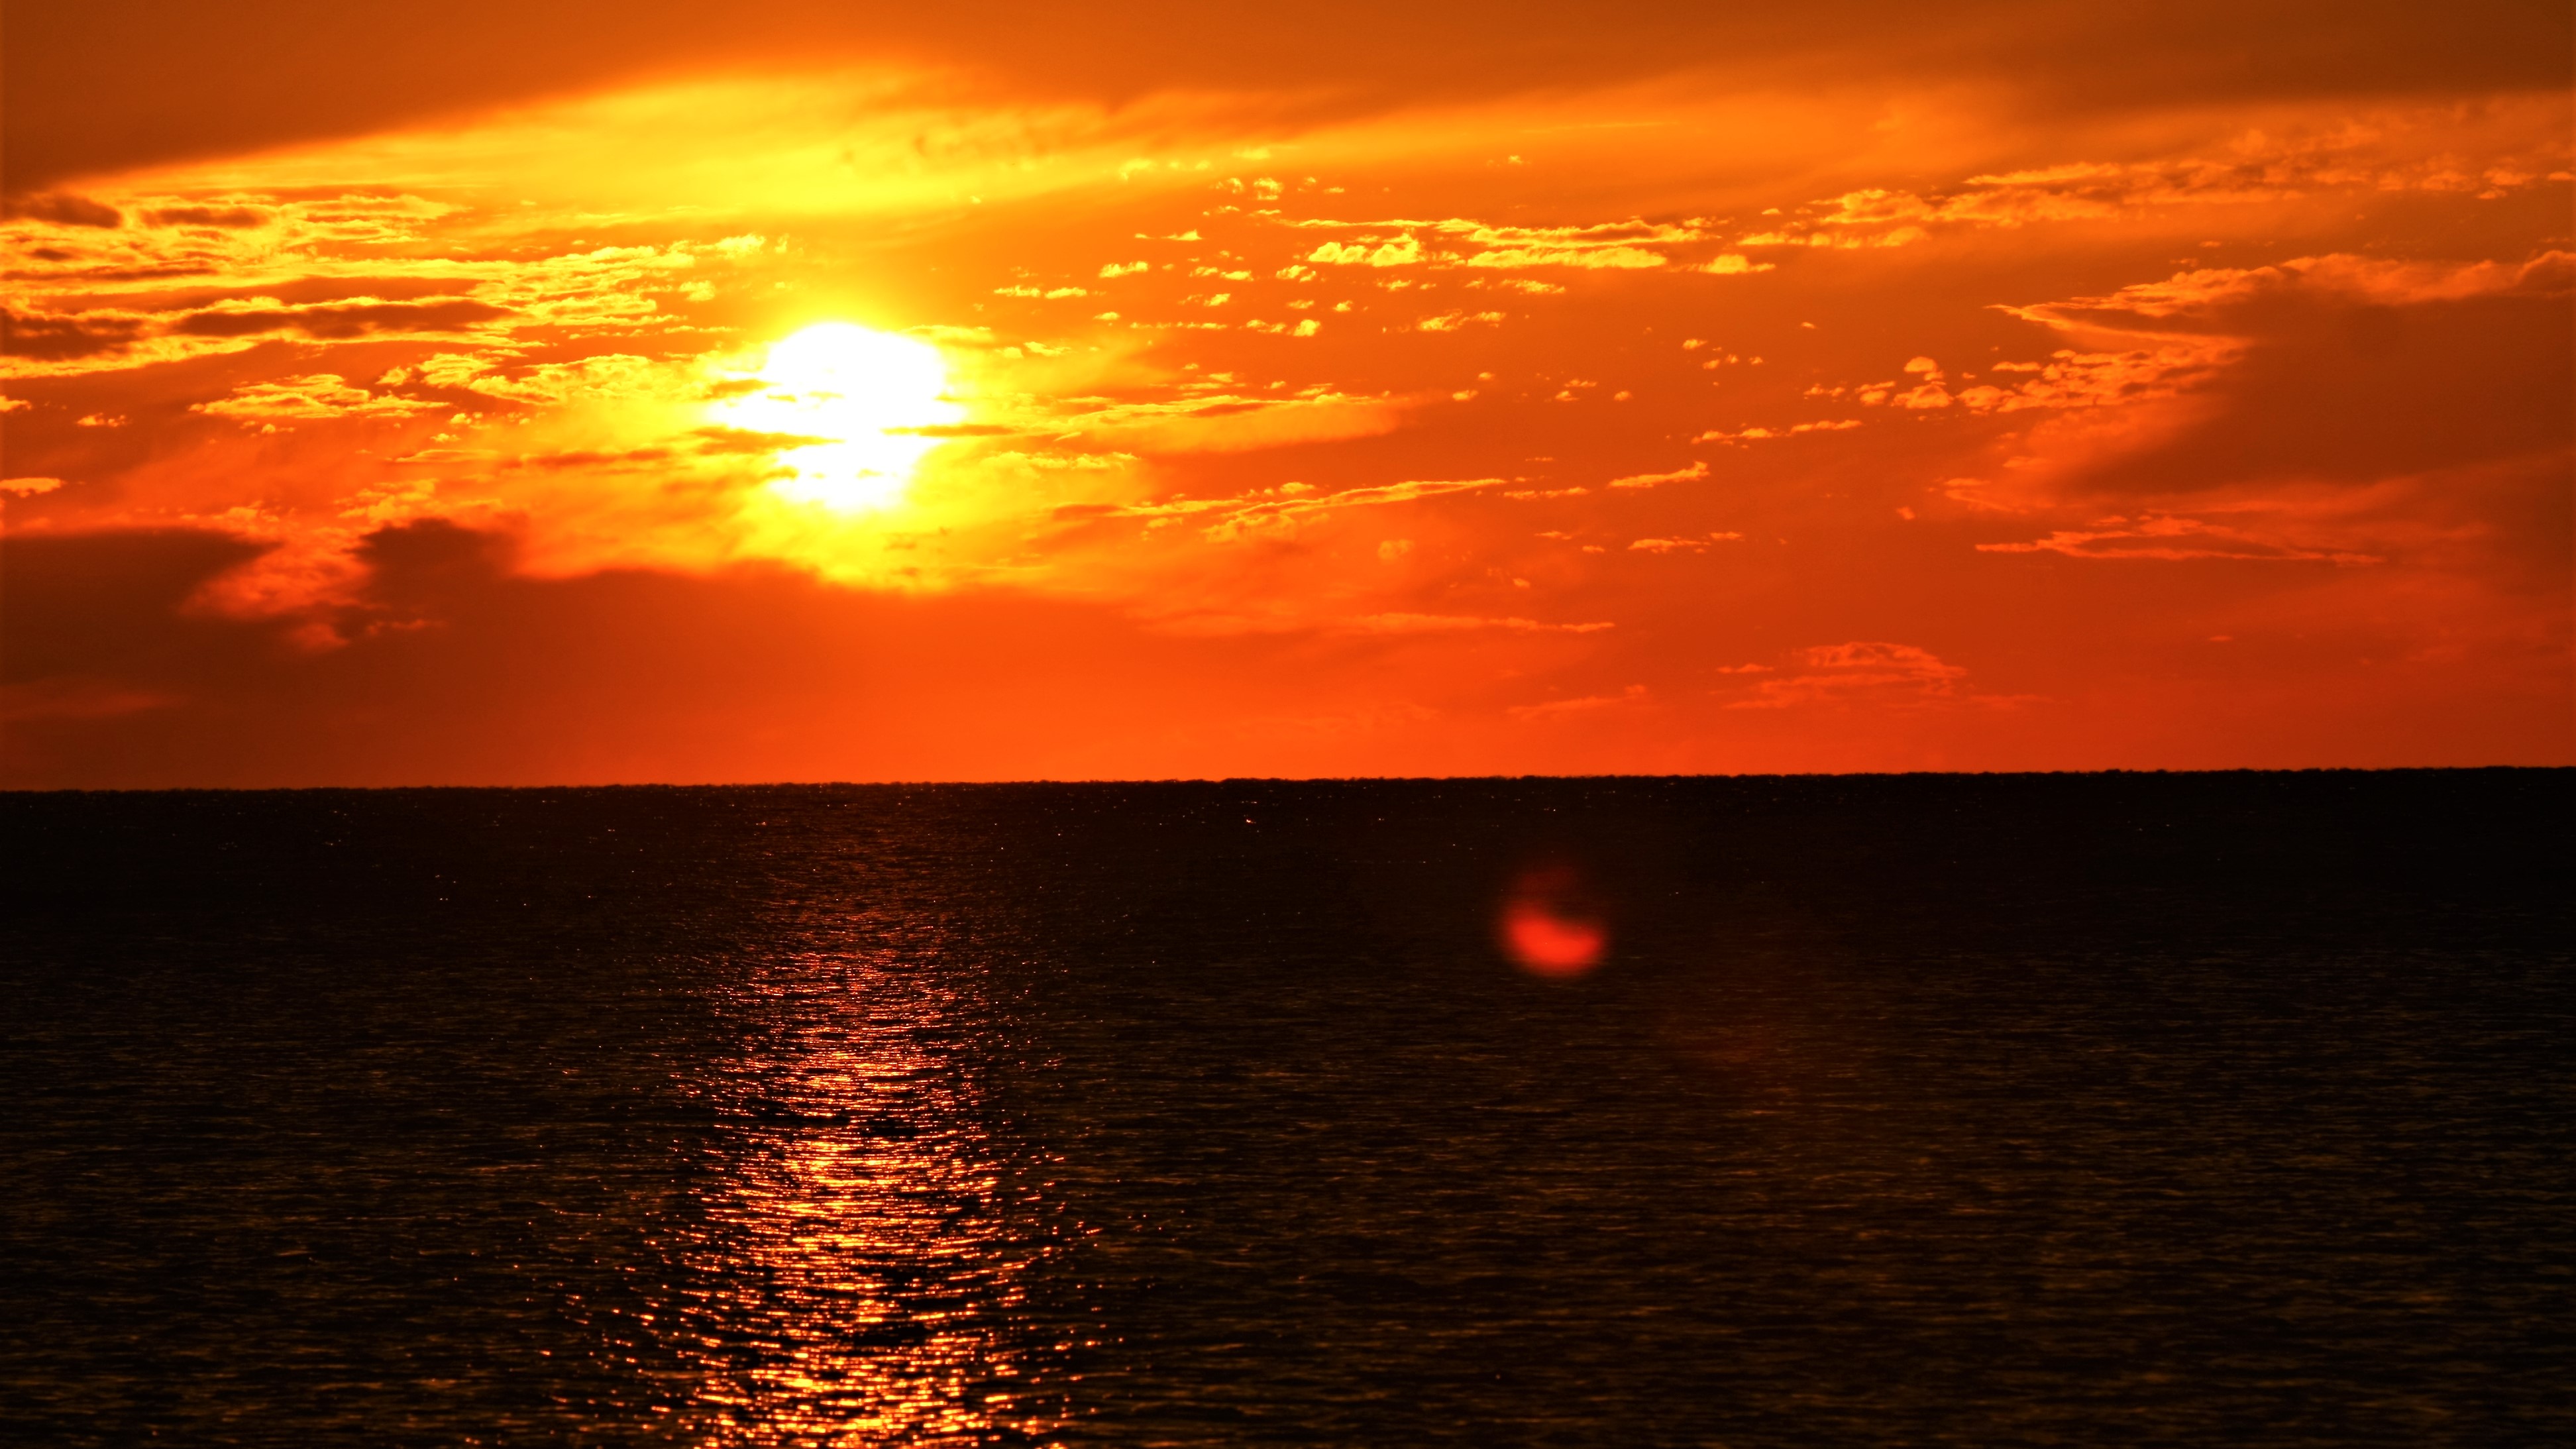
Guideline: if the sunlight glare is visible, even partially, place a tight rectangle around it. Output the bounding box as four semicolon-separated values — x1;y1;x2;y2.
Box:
1497;863;1609;978
718;323;964;512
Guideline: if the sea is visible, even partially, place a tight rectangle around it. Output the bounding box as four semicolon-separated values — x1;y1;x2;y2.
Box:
5;771;2569;1446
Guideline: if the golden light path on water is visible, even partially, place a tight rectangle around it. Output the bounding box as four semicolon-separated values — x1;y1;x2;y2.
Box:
714;323;964;513
672;947;1059;1446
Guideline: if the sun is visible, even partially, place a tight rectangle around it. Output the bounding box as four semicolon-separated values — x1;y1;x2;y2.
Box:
715;322;964;512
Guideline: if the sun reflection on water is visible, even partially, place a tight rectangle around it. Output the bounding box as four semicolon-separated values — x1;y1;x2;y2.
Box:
674;951;1057;1445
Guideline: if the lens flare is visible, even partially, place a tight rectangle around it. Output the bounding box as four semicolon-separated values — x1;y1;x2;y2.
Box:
716;322;963;511
1497;863;1609;977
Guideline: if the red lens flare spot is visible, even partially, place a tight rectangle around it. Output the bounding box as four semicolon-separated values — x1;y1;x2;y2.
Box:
1497;865;1609;977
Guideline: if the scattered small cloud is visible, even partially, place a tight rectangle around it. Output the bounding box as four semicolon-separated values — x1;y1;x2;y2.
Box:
1976;515;2384;564
1628;532;1743;552
193;374;441;421
1509;684;1648;720
1727;641;1968;709
1607;458;1710;487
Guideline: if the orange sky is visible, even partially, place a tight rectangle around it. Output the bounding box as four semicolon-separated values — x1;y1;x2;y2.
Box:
5;3;2570;785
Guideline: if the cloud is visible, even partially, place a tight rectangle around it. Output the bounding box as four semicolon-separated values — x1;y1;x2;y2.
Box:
192;374;441;421
1727;641;1968;709
1050;389;1405;453
1051;470;1523;545
169;297;513;339
1283;217;1447;230
1921;347;2234;415
3;193;123;227
1;307;150;362
1291;215;1715;270
1352;613;1614;635
399;352;500;389
1198;475;1513;540
1415;310;1505;331
1140;606;1616;639
2002;250;2574;332
0;529;282;718
0;189;727;380
1975;514;2383;564
1446;218;1699;268
1737;112;2576;252
1464;245;1665;270
1449;219;1707;247
1606;460;1709;489
16;0;2573;202
884;422;1020;438
1307;234;1424;266
460;354;665;405
1968;248;2573;515
1508;684;1647;719
9;50;2565;787
1688;420;1862;443
145;205;276;229
1;678;181;724
0;295;513;376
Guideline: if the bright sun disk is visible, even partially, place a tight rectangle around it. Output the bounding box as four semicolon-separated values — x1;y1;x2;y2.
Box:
715;322;963;512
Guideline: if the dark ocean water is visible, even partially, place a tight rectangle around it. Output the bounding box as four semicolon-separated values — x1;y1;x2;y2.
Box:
4;771;2570;1446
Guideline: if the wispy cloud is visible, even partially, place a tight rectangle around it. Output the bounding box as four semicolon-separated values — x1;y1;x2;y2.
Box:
1726;642;1970;709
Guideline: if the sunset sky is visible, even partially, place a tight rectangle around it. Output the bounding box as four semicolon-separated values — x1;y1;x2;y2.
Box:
5;2;2569;786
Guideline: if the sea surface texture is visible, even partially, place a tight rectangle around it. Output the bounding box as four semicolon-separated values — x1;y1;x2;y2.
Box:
5;772;2570;1446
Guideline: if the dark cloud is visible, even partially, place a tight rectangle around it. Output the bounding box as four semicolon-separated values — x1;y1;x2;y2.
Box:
508;447;676;470
7;2;2567;192
2081;290;2575;495
145;205;272;228
0;518;1296;787
115;274;504;316
40;264;214;283
2;191;122;226
346;517;520;616
1;307;148;360
168;297;511;339
0;530;278;686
